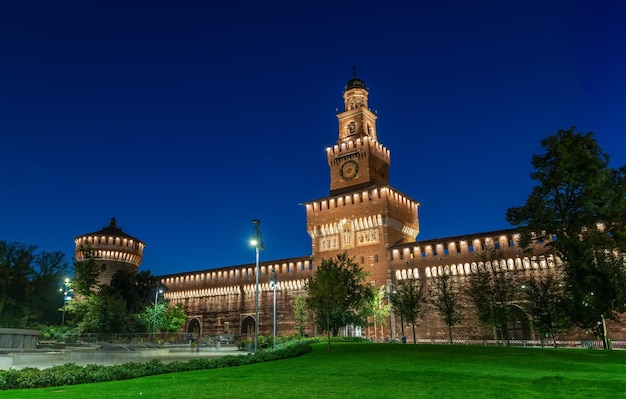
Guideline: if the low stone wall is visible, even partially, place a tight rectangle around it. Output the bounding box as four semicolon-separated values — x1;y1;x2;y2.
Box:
2;347;172;369
68;348;170;363
0;328;40;350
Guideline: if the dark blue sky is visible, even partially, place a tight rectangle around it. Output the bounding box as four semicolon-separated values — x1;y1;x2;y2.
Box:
1;1;625;277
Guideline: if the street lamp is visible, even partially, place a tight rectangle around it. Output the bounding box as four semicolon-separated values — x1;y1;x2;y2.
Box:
270;269;277;349
154;289;163;334
60;278;73;328
250;219;264;353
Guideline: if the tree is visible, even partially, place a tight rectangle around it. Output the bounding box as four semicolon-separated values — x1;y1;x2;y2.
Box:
521;272;571;347
467;246;522;344
305;252;375;351
72;245;104;297
77;289;137;333
389;278;425;344
0;241;68;328
71;261;164;334
137;302;186;333
109;269;161;314
293;295;308;337
430;265;463;344
506;127;626;348
162;303;186;332
368;285;390;341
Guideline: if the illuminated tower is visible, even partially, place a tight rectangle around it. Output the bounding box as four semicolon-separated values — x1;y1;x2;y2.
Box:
304;70;420;286
74;217;146;286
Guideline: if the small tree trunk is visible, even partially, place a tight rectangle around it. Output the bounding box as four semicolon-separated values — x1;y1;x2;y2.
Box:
448;325;453;345
601;315;610;350
326;311;331;352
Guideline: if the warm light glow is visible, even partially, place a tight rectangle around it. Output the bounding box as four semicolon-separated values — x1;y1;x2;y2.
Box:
250;239;258;246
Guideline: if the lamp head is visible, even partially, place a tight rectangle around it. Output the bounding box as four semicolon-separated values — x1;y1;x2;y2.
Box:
250;219;265;250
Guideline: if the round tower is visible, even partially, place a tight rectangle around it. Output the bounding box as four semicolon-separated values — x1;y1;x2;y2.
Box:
74;217;146;286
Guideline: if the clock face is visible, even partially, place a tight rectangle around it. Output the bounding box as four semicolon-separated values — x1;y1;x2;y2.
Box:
340;160;359;181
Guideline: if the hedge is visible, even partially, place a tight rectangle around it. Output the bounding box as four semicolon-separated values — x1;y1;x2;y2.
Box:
0;340;312;390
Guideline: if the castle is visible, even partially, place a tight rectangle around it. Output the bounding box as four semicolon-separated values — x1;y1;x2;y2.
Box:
74;73;623;342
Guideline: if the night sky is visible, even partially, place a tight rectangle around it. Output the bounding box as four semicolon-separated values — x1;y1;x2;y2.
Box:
1;1;625;277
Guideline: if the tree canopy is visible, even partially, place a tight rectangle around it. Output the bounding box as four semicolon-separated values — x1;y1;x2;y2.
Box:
72;245;103;298
0;241;69;328
467;246;523;343
305;252;375;350
73;268;169;334
430;265;463;344
389;278;425;344
521;272;571;347
506;127;626;345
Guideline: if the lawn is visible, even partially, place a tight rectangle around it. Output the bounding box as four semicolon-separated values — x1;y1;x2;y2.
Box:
2;342;625;398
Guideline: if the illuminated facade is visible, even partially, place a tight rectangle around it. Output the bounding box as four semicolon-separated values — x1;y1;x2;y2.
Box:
157;73;571;342
82;74;624;342
74;217;146;286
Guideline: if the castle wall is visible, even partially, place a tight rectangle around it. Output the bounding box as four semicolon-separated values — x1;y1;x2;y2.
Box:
162;227;626;342
161;257;314;337
153;74;626;344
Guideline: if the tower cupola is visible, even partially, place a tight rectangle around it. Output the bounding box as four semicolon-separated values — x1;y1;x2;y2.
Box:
338;66;376;141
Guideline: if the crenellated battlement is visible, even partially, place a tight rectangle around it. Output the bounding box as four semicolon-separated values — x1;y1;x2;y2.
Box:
160;256;313;293
305;186;419;216
326;136;390;163
74;234;144;265
74;218;146;286
389;228;529;262
165;279;309;301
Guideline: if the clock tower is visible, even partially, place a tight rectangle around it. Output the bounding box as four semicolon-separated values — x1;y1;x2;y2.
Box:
305;71;420;286
329;69;389;196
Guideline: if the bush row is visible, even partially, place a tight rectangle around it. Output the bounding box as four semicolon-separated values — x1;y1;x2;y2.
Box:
0;339;312;390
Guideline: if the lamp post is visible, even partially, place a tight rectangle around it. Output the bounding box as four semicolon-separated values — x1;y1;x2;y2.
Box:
60;278;73;328
386;281;397;341
154;289;163;335
250;219;264;353
270;269;277;349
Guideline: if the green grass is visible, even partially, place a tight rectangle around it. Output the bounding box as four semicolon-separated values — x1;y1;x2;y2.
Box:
3;342;626;398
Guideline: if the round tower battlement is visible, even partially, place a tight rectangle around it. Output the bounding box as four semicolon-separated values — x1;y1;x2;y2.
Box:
74;217;146;285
